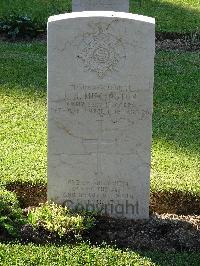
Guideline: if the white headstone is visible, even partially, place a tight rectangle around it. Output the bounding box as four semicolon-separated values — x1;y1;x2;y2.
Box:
72;0;129;12
48;12;155;219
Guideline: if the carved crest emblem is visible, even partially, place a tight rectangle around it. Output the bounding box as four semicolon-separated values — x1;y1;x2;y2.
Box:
73;23;126;78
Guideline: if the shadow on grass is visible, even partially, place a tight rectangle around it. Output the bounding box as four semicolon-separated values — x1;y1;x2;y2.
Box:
0;0;71;27
0;41;47;94
137;250;200;266
153;51;200;155
131;0;200;33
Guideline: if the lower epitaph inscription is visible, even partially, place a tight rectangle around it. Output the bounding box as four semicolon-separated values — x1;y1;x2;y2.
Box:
64;179;139;216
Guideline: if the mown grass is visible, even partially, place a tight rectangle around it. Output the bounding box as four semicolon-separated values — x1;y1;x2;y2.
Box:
132;0;200;33
152;51;200;194
0;42;47;185
0;243;200;266
0;0;199;33
0;42;200;197
0;0;70;28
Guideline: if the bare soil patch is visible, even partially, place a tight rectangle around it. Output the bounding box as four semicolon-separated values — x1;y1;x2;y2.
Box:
156;39;200;52
15;213;200;252
6;183;47;208
6;183;200;215
0;31;199;52
85;213;200;251
156;31;200;51
150;191;200;215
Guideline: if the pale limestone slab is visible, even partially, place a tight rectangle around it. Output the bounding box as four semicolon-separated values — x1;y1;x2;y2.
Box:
48;12;155;219
72;0;129;12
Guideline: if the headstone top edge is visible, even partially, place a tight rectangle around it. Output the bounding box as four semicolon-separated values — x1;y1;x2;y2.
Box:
48;11;155;24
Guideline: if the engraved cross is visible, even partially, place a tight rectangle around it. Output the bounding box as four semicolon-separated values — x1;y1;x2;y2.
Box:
82;120;114;175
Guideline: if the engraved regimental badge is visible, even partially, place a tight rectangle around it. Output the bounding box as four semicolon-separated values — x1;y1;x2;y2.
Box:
73;23;126;78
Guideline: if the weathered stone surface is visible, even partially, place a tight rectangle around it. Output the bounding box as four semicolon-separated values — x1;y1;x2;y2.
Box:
48;12;155;219
72;0;129;12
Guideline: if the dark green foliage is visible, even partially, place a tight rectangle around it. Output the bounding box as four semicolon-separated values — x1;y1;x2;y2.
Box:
0;0;70;30
0;14;41;39
0;189;26;237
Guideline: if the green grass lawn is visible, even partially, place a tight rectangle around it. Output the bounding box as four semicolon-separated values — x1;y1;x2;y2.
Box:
0;42;47;185
132;0;200;32
152;51;200;194
0;243;200;266
0;0;199;33
0;42;200;197
0;22;200;266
